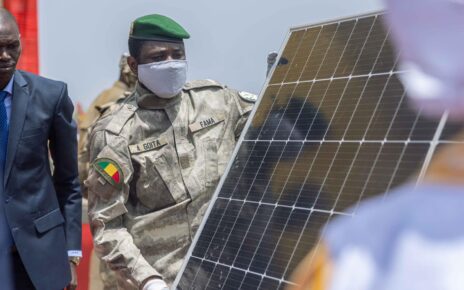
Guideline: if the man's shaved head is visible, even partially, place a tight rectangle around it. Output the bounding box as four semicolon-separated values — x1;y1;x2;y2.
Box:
0;8;21;88
0;8;19;36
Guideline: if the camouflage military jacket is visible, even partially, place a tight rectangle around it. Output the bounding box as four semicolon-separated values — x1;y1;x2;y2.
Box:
78;81;130;197
87;80;254;288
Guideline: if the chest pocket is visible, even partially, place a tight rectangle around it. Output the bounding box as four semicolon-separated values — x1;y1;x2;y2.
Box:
132;143;189;211
16;127;47;169
201;137;219;188
187;135;220;201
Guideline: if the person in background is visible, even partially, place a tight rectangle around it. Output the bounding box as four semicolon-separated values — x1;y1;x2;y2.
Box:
86;14;256;290
288;1;464;290
0;8;81;290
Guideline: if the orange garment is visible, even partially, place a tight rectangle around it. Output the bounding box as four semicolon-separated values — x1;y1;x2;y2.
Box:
287;244;331;290
424;131;464;185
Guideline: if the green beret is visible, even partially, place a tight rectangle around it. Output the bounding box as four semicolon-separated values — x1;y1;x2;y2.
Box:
129;14;190;42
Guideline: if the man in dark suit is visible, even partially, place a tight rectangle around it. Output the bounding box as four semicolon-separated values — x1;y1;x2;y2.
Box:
0;8;81;290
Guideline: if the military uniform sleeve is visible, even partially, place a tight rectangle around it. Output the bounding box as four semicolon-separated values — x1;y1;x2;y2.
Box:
87;130;162;288
227;89;256;139
78;100;125;199
78;127;91;199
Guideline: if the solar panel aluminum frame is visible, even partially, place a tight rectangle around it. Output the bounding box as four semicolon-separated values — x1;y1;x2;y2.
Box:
173;10;452;289
173;10;381;288
289;9;384;32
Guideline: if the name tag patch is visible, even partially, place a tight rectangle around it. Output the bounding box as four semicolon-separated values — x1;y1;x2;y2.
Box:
129;137;168;154
189;115;224;133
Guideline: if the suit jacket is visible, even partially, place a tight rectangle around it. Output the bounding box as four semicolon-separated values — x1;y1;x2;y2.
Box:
3;70;81;290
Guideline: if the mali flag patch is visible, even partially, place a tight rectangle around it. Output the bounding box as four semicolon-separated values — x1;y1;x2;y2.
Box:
93;158;124;188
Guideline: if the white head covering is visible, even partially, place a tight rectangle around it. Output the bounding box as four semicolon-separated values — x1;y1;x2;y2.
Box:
384;0;464;120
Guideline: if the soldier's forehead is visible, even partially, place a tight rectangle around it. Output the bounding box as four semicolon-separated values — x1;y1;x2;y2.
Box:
142;40;184;50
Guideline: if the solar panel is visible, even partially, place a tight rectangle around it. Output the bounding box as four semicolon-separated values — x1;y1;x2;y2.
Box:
173;12;462;290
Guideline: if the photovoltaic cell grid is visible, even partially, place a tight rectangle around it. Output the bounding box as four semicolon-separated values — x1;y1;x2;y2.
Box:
175;12;463;290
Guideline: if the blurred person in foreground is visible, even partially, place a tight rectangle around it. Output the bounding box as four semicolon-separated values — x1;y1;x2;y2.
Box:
288;1;464;290
86;14;255;290
0;8;81;290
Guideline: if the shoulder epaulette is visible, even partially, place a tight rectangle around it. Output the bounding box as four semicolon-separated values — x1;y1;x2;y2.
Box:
104;103;137;135
183;79;224;91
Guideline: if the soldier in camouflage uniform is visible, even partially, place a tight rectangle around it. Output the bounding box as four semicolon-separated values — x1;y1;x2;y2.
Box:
86;14;256;290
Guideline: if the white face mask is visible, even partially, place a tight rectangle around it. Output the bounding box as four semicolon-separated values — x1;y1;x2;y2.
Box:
138;59;187;99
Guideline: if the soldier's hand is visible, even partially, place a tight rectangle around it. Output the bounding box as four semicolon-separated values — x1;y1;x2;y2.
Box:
66;262;78;290
143;278;169;290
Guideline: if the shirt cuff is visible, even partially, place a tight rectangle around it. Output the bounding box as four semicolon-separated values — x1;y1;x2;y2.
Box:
68;250;83;257
143;279;168;290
